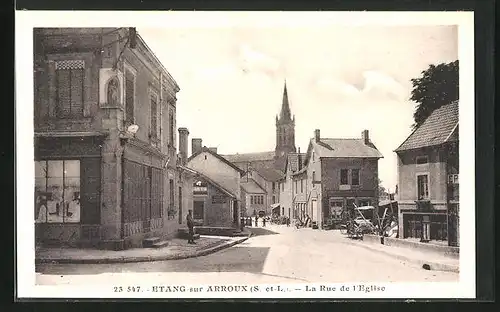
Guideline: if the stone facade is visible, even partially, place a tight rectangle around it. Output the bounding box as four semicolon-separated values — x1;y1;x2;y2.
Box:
33;28;181;249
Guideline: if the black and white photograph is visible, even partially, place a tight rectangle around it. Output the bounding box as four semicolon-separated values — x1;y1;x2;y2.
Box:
16;11;475;299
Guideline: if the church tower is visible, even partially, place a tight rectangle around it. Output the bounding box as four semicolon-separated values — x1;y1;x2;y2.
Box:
275;81;296;161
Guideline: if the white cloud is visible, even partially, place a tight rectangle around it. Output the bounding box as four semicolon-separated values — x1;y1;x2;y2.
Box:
361;70;408;100
238;44;282;77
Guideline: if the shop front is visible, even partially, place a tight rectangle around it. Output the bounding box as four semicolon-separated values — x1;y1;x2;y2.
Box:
35;134;105;247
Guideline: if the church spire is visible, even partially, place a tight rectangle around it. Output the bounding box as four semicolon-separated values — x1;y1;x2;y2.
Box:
279;80;292;121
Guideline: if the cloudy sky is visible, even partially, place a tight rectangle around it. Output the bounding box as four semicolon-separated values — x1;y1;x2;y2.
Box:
139;20;457;190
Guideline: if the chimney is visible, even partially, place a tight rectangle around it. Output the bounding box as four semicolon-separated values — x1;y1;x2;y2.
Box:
314;129;320;142
361;130;370;145
208;147;218;154
192;138;202;156
178;127;189;165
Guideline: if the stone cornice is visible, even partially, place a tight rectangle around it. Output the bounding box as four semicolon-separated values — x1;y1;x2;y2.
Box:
135;34;180;93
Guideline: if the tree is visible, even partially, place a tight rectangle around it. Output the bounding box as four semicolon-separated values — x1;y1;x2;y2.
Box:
410;60;459;129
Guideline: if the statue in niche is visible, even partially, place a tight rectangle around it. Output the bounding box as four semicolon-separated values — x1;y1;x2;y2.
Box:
107;77;120;107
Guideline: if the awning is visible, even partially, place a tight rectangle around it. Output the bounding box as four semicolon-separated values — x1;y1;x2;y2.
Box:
270;203;280;209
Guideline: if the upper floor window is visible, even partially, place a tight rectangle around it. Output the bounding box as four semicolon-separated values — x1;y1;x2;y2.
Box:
312;152;315;161
149;89;159;142
300;179;304;193
416;156;429;165
272;182;275;191
351;169;360;186
448;174;459;185
281;182;284;191
169;110;174;146
312;171;316;183
272;195;276;204
417;174;429;200
295;180;298;193
340;169;349;185
55;60;85;118
125;69;136;124
250;196;254;205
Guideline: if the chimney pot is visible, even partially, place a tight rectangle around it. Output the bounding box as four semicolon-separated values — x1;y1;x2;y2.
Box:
192;138;203;156
314;129;320;142
362;130;370;144
208;147;218;154
178;127;189;165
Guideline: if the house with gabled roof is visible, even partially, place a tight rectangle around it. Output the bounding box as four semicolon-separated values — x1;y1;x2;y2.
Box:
395;100;459;246
240;178;267;217
186;140;246;229
289;129;383;229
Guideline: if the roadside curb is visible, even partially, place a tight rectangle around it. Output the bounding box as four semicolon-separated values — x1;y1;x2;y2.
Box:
348;240;459;273
35;235;251;265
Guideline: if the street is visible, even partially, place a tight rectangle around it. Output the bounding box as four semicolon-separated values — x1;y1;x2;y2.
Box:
36;225;458;285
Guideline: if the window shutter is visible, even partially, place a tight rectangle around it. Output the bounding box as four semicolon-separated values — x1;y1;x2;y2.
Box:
57;70;71;118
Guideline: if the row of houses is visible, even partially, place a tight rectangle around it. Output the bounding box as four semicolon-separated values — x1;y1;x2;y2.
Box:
32;27;459;250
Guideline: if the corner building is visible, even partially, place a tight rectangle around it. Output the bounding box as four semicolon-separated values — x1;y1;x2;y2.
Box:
34;28;182;250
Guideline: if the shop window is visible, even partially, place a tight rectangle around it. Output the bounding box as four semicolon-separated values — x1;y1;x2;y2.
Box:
329;200;343;219
340;169;348;185
55;60;84;119
351;169;360;186
417;174;429;200
251;196;254;205
35;160;80;223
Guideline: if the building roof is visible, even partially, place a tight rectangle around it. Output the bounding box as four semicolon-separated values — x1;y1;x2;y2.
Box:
188;147;246;176
253;163;285;182
240;178;267;194
395;100;459;152
221;151;276;163
178;165;237;199
315;138;383;158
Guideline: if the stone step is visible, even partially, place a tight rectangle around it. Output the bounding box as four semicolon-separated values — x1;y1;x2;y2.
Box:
143;237;161;248
151;240;169;248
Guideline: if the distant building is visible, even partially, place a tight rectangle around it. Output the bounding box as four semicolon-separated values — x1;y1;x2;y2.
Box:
221;82;295;213
286;129;383;229
395;100;459;246
186;141;246;229
33;28;181;249
240;178;267;217
278;152;306;220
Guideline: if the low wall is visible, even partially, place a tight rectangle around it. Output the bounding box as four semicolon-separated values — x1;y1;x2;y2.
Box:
383;237;459;259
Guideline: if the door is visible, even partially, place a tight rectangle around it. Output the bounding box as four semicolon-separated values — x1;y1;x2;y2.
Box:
193;200;204;224
311;200;317;222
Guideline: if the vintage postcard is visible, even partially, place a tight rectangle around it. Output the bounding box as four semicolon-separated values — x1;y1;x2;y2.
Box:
16;10;475;299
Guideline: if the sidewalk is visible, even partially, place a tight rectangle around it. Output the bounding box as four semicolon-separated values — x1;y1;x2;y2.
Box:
345;236;460;273
36;235;250;265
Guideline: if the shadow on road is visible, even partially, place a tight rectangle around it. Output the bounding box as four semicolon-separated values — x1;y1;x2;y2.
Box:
35;247;271;275
247;227;279;237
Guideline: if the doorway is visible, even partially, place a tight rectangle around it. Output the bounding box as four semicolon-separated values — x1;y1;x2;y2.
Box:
193;200;204;223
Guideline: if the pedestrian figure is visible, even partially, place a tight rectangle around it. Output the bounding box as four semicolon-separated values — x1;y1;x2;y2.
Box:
255;215;258;227
262;217;266;227
187;210;196;244
286;216;290;227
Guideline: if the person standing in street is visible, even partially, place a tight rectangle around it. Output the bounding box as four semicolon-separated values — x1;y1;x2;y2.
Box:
187;210;196;244
255;215;259;227
286;216;290;227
